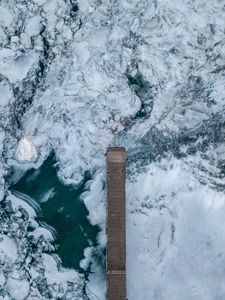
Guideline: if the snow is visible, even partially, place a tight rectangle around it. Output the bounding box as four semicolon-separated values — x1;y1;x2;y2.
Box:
0;7;13;28
127;158;225;300
32;227;55;241
6;278;29;300
0;81;13;107
0;49;38;84
0;235;18;262
43;253;80;284
0;0;225;298
33;0;47;5
9;192;38;219
0;272;6;286
80;246;93;271
15;137;38;162
26;15;42;36
86;259;106;300
82;171;106;231
77;0;92;13
0;131;6;202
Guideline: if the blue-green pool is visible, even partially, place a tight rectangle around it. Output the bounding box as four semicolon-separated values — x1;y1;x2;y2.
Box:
11;154;100;271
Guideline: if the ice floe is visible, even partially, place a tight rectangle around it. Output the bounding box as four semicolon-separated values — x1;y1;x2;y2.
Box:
15;137;38;162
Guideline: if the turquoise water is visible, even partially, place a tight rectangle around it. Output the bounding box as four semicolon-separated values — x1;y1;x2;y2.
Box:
12;154;100;271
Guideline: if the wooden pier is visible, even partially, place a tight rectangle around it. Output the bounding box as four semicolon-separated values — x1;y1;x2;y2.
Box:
106;147;126;300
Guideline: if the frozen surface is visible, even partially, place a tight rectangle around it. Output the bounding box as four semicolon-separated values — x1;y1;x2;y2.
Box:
0;81;13;107
0;0;225;299
0;49;38;84
6;278;30;300
0;7;13;28
127;158;225;299
15;137;38;162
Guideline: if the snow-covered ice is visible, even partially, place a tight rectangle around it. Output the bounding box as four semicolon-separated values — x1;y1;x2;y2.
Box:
0;49;38;84
0;7;13;28
0;0;225;299
15;137;38;162
127;158;225;299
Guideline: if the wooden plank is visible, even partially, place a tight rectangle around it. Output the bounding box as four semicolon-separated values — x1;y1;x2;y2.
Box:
106;147;126;300
107;272;126;300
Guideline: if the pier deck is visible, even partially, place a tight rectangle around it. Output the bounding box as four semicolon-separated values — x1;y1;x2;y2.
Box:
106;147;126;300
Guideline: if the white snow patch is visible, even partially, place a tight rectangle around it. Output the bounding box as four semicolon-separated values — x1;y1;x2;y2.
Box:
86;260;106;300
0;272;5;286
77;0;92;13
15;137;38;162
43;254;80;284
0;7;13;27
0;49;38;83
32;227;55;241
6;278;29;300
33;0;47;5
127;158;225;300
80;246;93;271
82;171;106;231
0;235;18;262
0;0;225;299
0;81;13;107
8;193;37;219
26;15;42;36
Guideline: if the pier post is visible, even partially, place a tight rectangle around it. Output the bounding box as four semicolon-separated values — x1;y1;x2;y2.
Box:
106;147;126;300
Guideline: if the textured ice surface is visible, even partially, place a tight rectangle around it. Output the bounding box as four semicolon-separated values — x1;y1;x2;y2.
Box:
127;158;225;299
0;49;38;84
0;0;225;299
15;137;38;162
0;7;13;28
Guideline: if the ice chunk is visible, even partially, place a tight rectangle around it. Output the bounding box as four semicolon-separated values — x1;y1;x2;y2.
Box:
0;7;13;27
86;259;106;300
0;49;38;83
0;272;5;286
79;246;93;271
6;278;29;300
14;137;38;162
26;15;42;36
0;81;13;107
0;235;18;262
43;254;80;284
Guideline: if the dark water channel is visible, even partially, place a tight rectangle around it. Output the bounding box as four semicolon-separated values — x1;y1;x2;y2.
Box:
12;154;99;271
